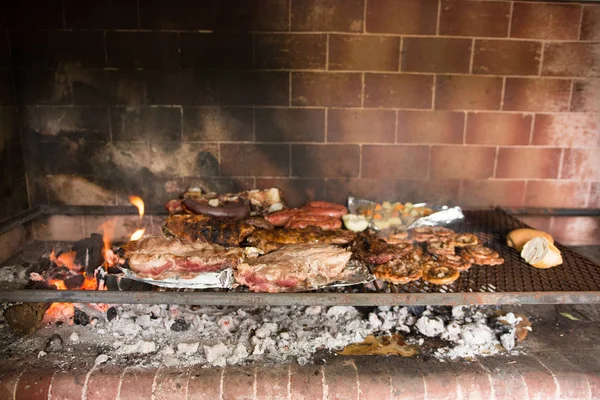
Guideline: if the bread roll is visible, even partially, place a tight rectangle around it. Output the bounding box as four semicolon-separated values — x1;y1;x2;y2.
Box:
520;237;563;269
507;228;554;252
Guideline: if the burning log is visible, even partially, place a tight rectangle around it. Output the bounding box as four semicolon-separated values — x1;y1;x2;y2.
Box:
3;302;51;336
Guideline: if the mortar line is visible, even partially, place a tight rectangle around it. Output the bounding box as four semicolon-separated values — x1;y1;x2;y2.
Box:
507;1;514;37
288;0;292;31
394;109;399;143
116;367;128;400
567;79;575;112
349;360;360;400
325;34;330;71
219;368;224;400
476;362;496;400
48;370;58;400
529;113;536;145
578;5;585;41
289;144;292;177
436;0;441;35
252;108;256;142
81;364;98;400
253;367;258;399
557;148;565;179
358;144;363;178
492;146;500;178
463;112;468;144
13;369;26;400
289;71;292;106
184;369;191;400
522;180;528;205
151;366;162;400
321;365;328;400
431;75;437;110
538;42;545;76
499;77;507;110
324;108;328;142
398;37;403;72
361;72;365;107
427;145;432;179
180;106;184;140
535;357;561;399
287;364;292;400
469;39;475;73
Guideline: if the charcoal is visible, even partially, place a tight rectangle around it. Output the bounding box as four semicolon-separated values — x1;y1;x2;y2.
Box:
170;319;190;332
106;307;117;321
73;234;105;275
4;302;50;336
64;274;85;289
118;278;154;291
74;308;90;326
45;334;63;352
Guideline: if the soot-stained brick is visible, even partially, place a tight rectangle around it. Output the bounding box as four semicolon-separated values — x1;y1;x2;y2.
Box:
22;106;110;142
15;69;72;105
145;71;218;106
110;107;181;142
73;69;144;106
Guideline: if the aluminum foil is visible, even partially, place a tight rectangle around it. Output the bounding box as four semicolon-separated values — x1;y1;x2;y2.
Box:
118;266;235;289
347;196;464;230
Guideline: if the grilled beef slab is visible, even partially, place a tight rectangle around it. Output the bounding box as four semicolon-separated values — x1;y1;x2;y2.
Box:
235;244;352;292
246;226;356;253
121;236;243;280
163;214;273;246
351;232;413;265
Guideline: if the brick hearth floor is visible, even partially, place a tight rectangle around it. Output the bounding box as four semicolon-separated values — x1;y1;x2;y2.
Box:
2;304;600;399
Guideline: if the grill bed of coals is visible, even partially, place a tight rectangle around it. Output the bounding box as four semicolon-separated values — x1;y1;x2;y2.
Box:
1;209;600;306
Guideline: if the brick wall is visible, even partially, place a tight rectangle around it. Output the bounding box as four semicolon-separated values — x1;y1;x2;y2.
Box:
5;0;600;210
0;14;28;221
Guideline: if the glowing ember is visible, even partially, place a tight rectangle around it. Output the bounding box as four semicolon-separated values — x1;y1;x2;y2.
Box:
49;250;80;272
130;228;145;241
81;275;98;290
43;303;75;324
129;195;145;220
48;279;67;290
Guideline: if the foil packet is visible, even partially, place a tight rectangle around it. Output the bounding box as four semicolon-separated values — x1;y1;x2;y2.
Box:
118;266;235;289
347;196;463;231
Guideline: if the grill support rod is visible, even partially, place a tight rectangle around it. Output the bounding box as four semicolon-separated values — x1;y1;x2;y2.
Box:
2;290;600;306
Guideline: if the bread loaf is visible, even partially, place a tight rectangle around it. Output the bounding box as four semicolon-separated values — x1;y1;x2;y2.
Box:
520;237;563;269
506;228;554;252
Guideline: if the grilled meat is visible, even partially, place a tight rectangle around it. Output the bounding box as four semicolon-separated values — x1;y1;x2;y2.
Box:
121;236;243;280
265;201;348;230
235;244;352;292
246;226;356;253
163;214;257;247
351;232;414;265
166;188;284;216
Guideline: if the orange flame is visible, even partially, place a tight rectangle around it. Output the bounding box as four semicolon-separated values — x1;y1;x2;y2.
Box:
49;250;80;272
129;195;145;220
81;275;98;290
130;228;145;241
99;218;117;267
48;279;67;290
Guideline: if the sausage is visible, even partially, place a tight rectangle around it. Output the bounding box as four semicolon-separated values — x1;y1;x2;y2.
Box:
306;201;348;213
264;209;299;226
181;198;250;220
285;218;342;230
299;206;347;219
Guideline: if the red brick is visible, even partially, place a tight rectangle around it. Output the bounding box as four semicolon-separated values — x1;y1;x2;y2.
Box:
564;351;600;398
219;71;289;106
291;0;364;32
85;367;120;400
532;114;600;148
180;33;252;70
435;75;502;111
183;107;253;142
329;35;400;71
1;368;24;400
292;144;360;177
439;0;510;37
255;34;326;70
256;364;289;399
154;368;190;400
461;180;526;207
395;180;461;204
367;0;438;34
389;358;425;399
511;355;558;399
289;364;324;400
292;72;362;107
418;359;459;399
454;362;493;400
223;366;255;400
15;370;54;400
571;79;600;113
430;146;496;179
119;368;157;400
542;43;600;77
49;369;88;400
325;178;400;203
397;110;464;144
324;359;359;400
187;367;223;400
466;112;531;146
591;183;600;208
355;358;391;400
365;73;433;109
255;108;325;142
473;40;541;76
496;147;561;179
518;216;553;232
511;2;582;40
525;181;590;208
402;38;471;74
550;216;600;246
256;178;326;207
328;109;395;143
478;358;527;400
581;5;600;41
503;78;571;112
561;148;600;181
362;145;429;179
221;144;289;177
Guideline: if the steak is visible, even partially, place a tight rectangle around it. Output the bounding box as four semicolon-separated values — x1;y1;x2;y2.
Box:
246;226;356;253
351;233;414;265
235;244;352;292
121;236;243;280
163;214;257;247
